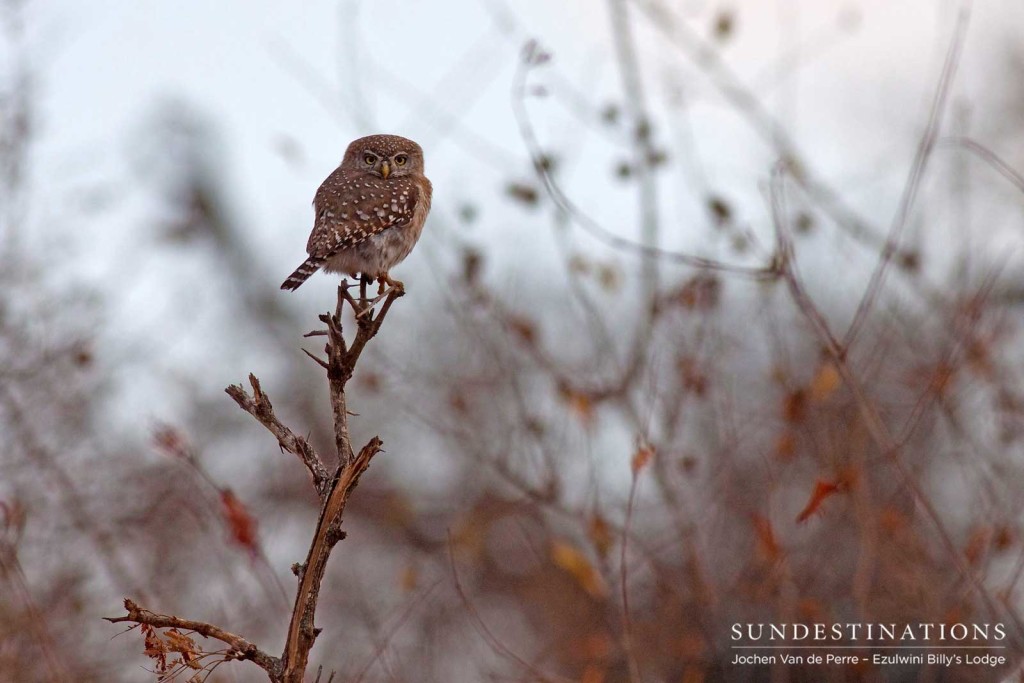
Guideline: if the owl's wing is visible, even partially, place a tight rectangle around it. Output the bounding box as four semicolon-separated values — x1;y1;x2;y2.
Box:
307;173;422;260
281;171;424;291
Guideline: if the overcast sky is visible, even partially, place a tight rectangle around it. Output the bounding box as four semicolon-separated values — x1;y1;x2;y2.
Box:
7;0;1023;435
22;0;1022;278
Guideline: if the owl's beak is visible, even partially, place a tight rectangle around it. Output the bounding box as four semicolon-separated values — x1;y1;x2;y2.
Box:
380;161;391;179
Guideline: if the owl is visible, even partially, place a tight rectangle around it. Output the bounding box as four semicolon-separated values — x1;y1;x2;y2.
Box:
281;134;432;291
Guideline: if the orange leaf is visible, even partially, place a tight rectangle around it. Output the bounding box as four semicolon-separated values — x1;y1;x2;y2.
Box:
588;514;615;559
796;479;842;523
558;384;595;426
399;564;418;593
809;363;841;402
879;506;908;532
752;514;781;562
220;489;259;557
964;527;990;565
782;389;807;423
631;444;654;474
775;430;797;460
450;516;487;560
551;540;608;598
164;629;197;654
577;631;614;660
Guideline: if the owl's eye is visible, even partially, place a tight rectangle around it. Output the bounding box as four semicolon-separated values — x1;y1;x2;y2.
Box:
363;153;377;165
394;154;408;166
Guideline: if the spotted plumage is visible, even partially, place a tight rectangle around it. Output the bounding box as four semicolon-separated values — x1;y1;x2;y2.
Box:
281;134;432;291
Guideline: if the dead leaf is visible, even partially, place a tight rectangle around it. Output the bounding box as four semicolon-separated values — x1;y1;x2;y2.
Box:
399;564;418;593
597;263;622;292
809;363;841;402
712;10;735;41
220;489;259;557
558;384;595;426
551;540;608;598
782;389;807;423
675;273;721;311
631;444;655;474
506;182;540;206
506;314;538;346
775;430;797;460
153;424;192;460
707;195;733;226
994;525;1014;551
796;479;843;523
588;514;615;559
577;632;614;661
964;527;990;565
752;514;781;562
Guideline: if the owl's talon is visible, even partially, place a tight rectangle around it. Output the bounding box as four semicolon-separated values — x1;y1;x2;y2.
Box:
377;275;404;294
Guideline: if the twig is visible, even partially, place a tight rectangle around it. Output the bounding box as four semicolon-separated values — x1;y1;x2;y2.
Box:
225;374;331;496
105;598;281;676
0;541;70;682
943;136;1024;196
511;53;775;281
620;456;644;683
447;534;573;683
842;7;970;350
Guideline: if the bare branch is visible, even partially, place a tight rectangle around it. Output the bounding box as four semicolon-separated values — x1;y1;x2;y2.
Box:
282;436;383;683
302;348;330;369
104;598;281;677
225;374;331;496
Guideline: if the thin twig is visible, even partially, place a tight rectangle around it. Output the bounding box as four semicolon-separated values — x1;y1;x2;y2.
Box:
842;8;970;349
511;54;776;281
225;374;330;496
105;599;281;676
943;136;1024;196
447;534;572;683
620;461;644;683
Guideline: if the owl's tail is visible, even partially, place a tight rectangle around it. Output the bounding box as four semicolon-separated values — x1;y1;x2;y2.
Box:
280;256;324;291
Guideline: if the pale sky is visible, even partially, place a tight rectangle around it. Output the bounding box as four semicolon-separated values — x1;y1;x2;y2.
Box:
9;0;1024;437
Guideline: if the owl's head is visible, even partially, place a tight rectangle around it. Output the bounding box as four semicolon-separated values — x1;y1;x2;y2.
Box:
341;134;424;180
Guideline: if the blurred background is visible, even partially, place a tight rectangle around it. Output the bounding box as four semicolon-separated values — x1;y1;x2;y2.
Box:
2;0;1024;680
